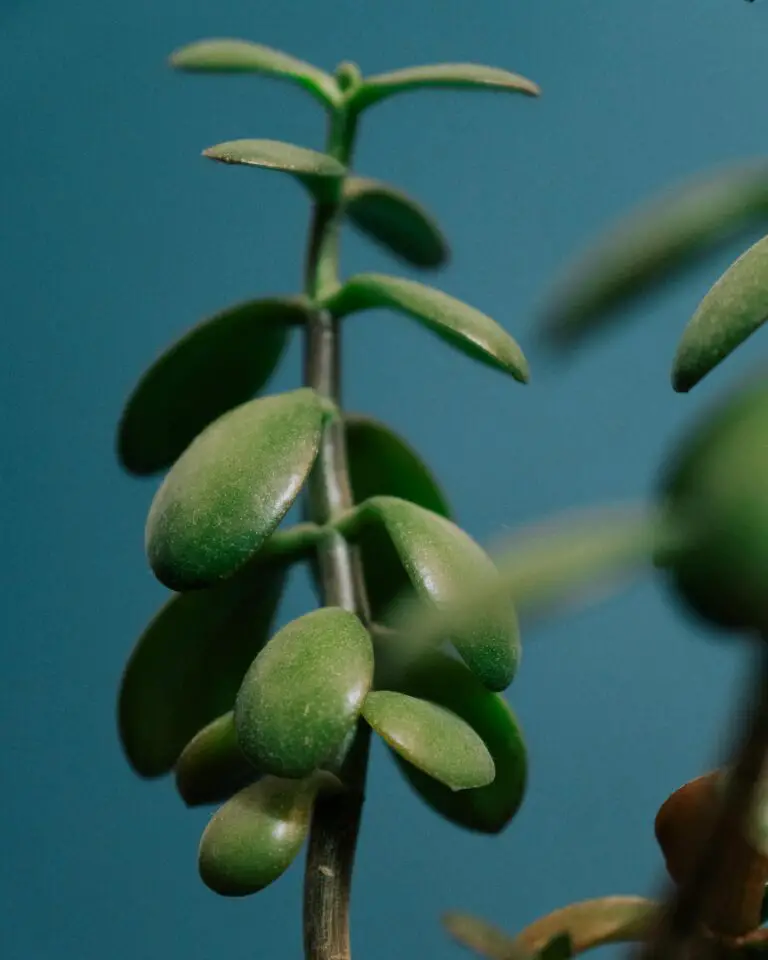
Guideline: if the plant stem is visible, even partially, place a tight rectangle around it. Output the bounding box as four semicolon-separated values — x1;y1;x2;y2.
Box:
639;643;768;960
301;96;370;960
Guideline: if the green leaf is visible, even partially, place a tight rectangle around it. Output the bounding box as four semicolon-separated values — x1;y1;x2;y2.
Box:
146;388;327;590
383;650;526;833
660;372;768;632
118;558;286;778
539;935;574;960
175;712;256;807
118;297;306;476
673;234;768;393
362;690;495;791
340;496;520;691
198;776;319;896
203;139;346;200
348;63;540;113
342;177;449;269
235;607;373;778
324;274;528;382
542;163;768;348
170;38;341;108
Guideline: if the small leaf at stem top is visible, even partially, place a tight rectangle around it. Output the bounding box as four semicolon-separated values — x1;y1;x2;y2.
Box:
203;139;346;201
342;177;449;269
170;38;341;108
347;62;540;113
673;233;768;392
362;690;495;791
324;273;528;382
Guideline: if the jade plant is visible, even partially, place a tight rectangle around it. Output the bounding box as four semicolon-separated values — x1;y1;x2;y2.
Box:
115;36;544;960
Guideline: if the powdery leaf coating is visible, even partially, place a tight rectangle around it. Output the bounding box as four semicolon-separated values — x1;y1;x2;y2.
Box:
324;273;528;383
145;388;326;590
363;690;495;791
674;234;768;392
235;607;373;778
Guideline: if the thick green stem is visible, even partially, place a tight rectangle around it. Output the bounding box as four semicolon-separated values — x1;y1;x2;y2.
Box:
301;96;370;960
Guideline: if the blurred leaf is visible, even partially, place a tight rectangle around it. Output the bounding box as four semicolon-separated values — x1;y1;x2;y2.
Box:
118;297;306;476
660;371;768;632
384;650;526;833
362;690;494;791
445;898;658;960
538;935;574;960
198;776;319;896
175;712;256;807
118;559;285;778
542;163;768;347
170;38;340;107
673;234;768;392
203;139;346;200
342;177;449;269
348;63;540;112
340;496;520;691
235;607;373;778
146;388;327;590
324;273;528;382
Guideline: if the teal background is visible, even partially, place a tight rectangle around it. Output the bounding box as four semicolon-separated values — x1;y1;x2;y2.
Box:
2;1;766;958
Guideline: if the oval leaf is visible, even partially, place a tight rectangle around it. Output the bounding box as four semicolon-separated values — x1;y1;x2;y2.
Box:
348;63;540;113
343;177;449;269
203;139;346;200
175;712;256;807
198;776;316;896
170;38;340;108
542;163;768;348
118;297;305;476
235;607;373;778
363;690;494;791
324;274;528;382
118;559;285;777
146;388;326;590
673;234;768;393
341;496;520;691
382;650;526;833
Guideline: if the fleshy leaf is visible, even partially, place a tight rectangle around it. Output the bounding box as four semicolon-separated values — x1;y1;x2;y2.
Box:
542;163;768;347
348;63;540;113
443;914;532;960
203;139;346;200
339;496;520;691
673;234;768;393
324;274;528;382
382;650;526;833
362;690;495;791
146;388;327;590
235;607;373;778
342;177;449;269
118;297;306;476
175;712;256;807
198;776;319;896
170;38;340;108
118;558;286;777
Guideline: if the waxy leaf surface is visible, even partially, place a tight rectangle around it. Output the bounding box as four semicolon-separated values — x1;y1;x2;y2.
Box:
175;712;256;807
385;651;526;833
203;139;345;200
235;607;373;778
543;164;768;347
363;690;494;791
118;561;285;777
170;38;340;107
343;496;520;690
198;777;315;896
325;273;528;382
118;297;304;475
349;63;540;112
343;177;448;269
673;234;768;392
146;388;326;590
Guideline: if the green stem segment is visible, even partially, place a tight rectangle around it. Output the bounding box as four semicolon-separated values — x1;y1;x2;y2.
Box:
302;86;370;960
